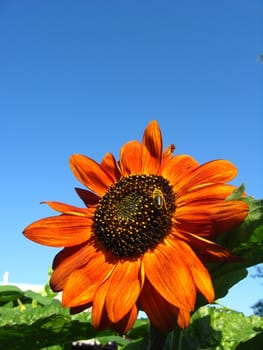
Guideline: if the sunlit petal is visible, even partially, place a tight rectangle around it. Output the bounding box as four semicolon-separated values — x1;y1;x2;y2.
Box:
92;277;111;330
176;184;237;207
177;159;238;194
140;278;178;332
105;258;142;323
177;308;191;329
51;242;94;291
161;154;199;189
119;140;142;175
142;120;163;174
171;229;235;261
143;242;195;310
23;214;93;247
101;152;121;182
70;154;113;196
62;250;115;307
42;201;93;216
167;238;214;303
175;200;248;235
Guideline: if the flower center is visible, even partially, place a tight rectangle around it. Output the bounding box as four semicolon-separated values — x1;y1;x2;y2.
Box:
93;174;176;257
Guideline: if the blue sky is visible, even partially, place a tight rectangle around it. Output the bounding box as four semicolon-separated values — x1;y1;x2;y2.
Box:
0;0;262;316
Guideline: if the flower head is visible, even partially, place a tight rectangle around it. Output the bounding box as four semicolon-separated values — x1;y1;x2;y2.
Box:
23;120;248;333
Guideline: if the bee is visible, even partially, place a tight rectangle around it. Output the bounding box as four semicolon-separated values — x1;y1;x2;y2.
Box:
152;188;166;210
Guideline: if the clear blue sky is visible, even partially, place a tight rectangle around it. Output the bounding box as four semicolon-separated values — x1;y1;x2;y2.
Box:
0;0;262;316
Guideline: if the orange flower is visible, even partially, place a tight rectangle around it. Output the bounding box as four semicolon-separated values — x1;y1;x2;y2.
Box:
23;121;248;333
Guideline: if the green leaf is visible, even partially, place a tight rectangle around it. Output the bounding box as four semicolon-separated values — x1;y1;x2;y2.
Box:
181;306;263;350
0;285;149;349
236;331;263;350
0;285;29;307
226;183;246;200
122;337;148;350
0;286;89;349
120;319;149;349
127;319;149;340
24;290;56;306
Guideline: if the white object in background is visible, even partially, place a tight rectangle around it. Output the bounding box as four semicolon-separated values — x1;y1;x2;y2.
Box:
3;272;9;284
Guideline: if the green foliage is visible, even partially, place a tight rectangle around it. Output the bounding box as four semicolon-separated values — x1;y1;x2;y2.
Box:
0;285;149;349
180;306;263;350
1;287;262;349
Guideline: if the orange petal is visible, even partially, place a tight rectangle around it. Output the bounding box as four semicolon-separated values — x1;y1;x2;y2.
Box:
176;184;237;207
92;277;112;330
75;188;100;207
62;250;115;307
175;200;248;236
140;278;178;332
112;304;138;334
51;244;89;291
70;154;113;197
177;160;238;194
62;268;93;307
177;308;191;329
143;242;196;310
142;120;163;174
23;214;93;247
51;240;98;291
119;140;143;176
161;154;199;188
42;201;93;216
105;258;142;323
101;152;121;182
212;200;249;233
171;229;235;261
167;238;214;303
70;302;91;315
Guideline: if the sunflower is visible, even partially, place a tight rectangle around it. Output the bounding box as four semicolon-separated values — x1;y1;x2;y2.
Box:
23;120;248;334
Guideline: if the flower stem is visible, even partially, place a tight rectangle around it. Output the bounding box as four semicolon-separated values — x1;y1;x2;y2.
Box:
146;323;182;350
146;323;168;350
171;326;182;350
